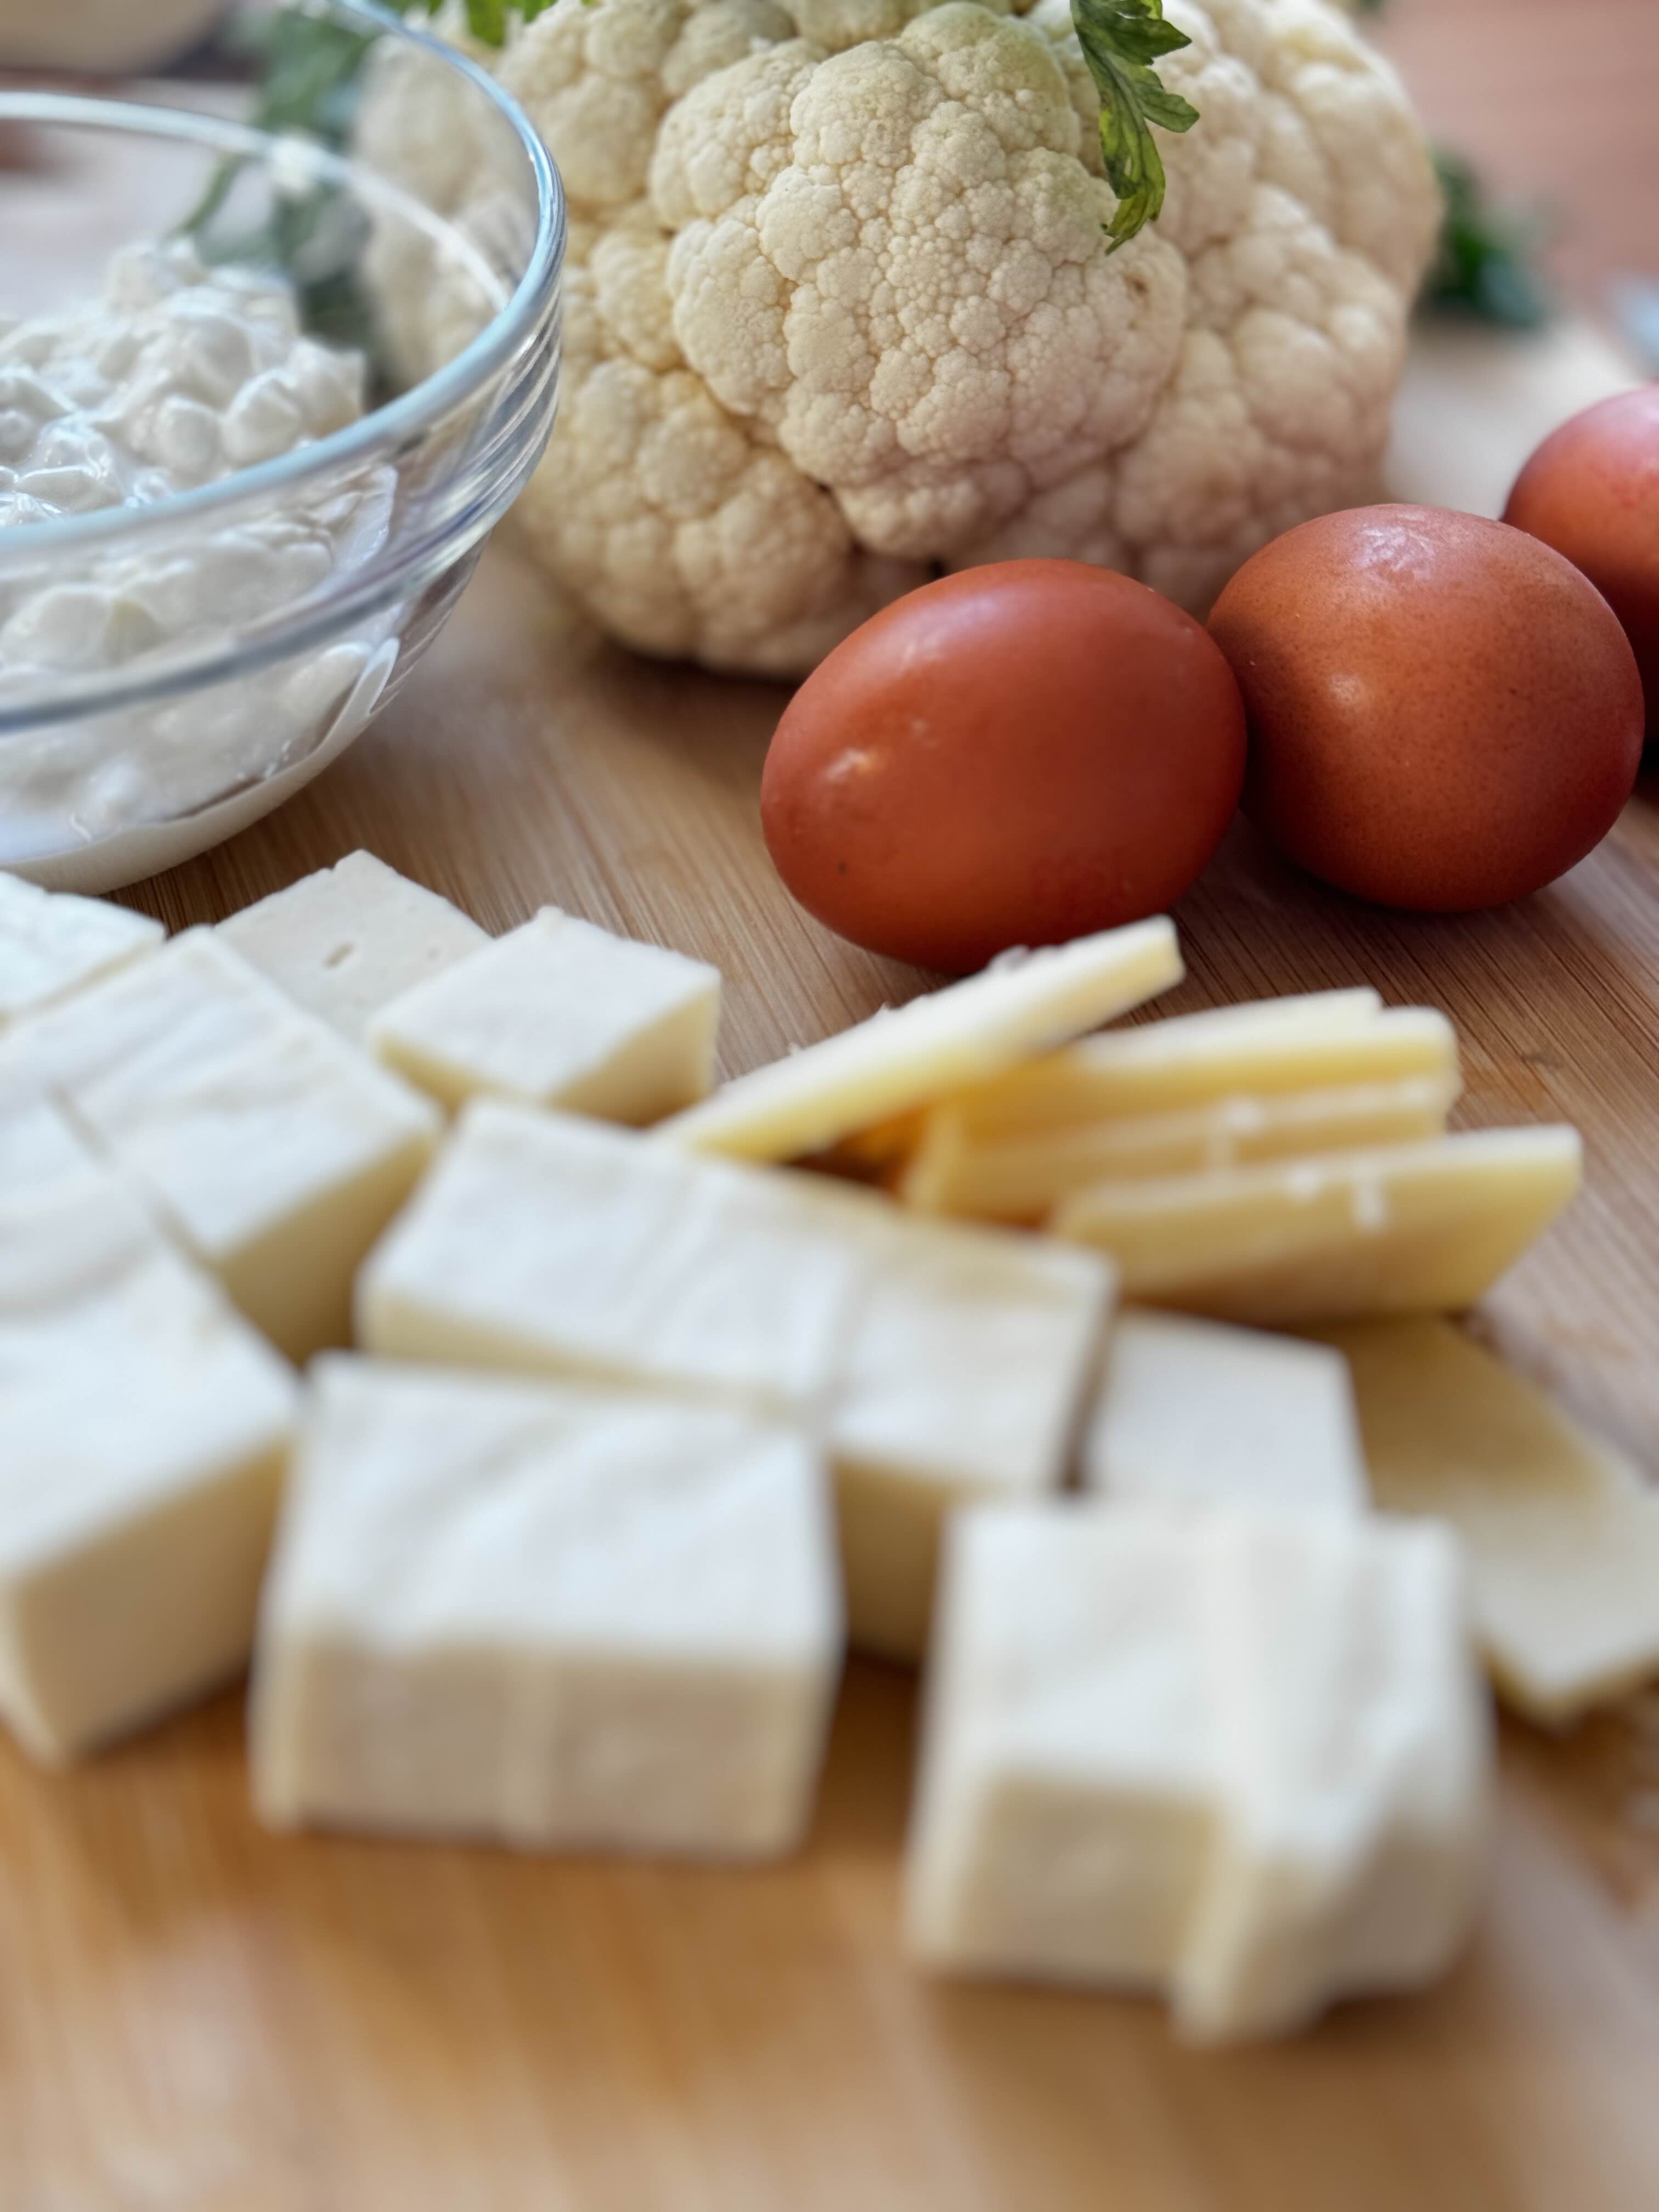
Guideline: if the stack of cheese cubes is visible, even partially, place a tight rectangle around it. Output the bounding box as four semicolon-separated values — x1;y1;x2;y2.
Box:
2;853;1654;2045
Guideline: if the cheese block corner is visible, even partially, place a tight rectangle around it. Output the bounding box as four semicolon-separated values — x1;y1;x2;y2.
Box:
367;907;722;1124
250;1357;842;1858
0;1167;297;1764
218;849;488;1042
0;869;163;1031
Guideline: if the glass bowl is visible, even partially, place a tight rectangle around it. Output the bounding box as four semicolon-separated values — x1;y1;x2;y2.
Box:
0;0;565;891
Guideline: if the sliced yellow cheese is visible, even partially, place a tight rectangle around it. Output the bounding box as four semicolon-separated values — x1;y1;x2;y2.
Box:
929;1002;1456;1143
1051;1129;1582;1324
1312;1318;1659;1724
836;989;1387;1172
655;919;1182;1164
900;1071;1459;1221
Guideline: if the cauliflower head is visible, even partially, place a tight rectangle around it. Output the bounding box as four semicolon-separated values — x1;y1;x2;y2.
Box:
369;0;1440;674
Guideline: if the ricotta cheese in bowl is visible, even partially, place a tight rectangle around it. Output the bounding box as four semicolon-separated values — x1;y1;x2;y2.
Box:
0;7;564;891
0;239;399;853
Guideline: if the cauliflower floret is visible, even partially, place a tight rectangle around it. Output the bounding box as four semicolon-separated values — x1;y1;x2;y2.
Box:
360;0;1440;672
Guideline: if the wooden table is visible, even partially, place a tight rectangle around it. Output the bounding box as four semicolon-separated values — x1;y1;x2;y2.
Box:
8;9;1659;2206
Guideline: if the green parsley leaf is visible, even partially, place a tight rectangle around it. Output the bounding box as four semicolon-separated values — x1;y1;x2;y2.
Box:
1423;150;1551;329
1070;0;1200;249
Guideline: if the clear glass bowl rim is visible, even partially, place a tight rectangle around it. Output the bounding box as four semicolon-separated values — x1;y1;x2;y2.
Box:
0;0;568;565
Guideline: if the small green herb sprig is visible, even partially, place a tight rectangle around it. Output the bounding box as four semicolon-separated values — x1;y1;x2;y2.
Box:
457;0;1200;250
1069;0;1200;249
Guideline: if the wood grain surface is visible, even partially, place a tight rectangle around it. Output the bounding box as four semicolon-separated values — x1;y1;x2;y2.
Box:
3;538;1652;2212
7;4;1659;2203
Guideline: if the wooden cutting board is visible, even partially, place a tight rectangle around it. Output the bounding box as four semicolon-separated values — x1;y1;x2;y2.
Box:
6;385;1659;2206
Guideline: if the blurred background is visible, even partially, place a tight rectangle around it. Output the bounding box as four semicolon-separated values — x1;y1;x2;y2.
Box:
1372;0;1659;336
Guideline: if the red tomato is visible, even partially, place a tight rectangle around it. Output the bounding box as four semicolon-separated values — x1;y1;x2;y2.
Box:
760;561;1246;972
1504;387;1659;744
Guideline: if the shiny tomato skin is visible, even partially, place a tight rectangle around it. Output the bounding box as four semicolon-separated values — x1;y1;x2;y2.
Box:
1504;387;1659;743
1209;505;1645;912
759;561;1246;972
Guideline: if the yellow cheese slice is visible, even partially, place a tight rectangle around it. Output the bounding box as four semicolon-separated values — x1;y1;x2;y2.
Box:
654;919;1182;1163
900;1071;1459;1221
834;989;1389;1173
1051;1128;1581;1324
1311;1318;1659;1724
926;1002;1457;1143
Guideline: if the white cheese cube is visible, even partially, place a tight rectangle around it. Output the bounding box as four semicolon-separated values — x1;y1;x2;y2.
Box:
1052;1129;1582;1323
0;930;441;1359
1177;1513;1487;2041
907;1508;1218;1990
1083;1311;1367;1517
0;870;161;1029
218;850;488;1042
359;1107;1113;1657
251;1357;842;1857
907;1503;1487;2042
658;918;1182;1163
1317;1318;1659;1722
0;1171;297;1763
820;1193;1114;1658
0;1091;106;1197
357;1102;870;1421
368;907;721;1122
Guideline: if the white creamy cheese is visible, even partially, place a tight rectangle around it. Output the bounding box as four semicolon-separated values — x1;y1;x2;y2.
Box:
0;867;161;1027
0;1164;297;1763
906;1503;1488;2041
0;241;364;526
0;241;397;857
1084;1311;1368;1517
219;850;489;1043
252;1357;842;1857
0;928;440;1358
368;907;723;1122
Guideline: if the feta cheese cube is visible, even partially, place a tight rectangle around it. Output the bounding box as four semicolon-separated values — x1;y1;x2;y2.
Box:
0;870;161;1029
218;850;488;1042
251;1357;842;1857
1083;1311;1367;1516
1177;1512;1488;2040
1316;1318;1659;1722
907;1509;1218;1990
0;1169;297;1763
368;907;721;1122
0;1091;106;1197
819;1192;1114;1658
0;929;441;1359
359;1107;1114;1658
907;1503;1488;2041
357;1102;869;1421
1052;1129;1582;1323
658;918;1182;1163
